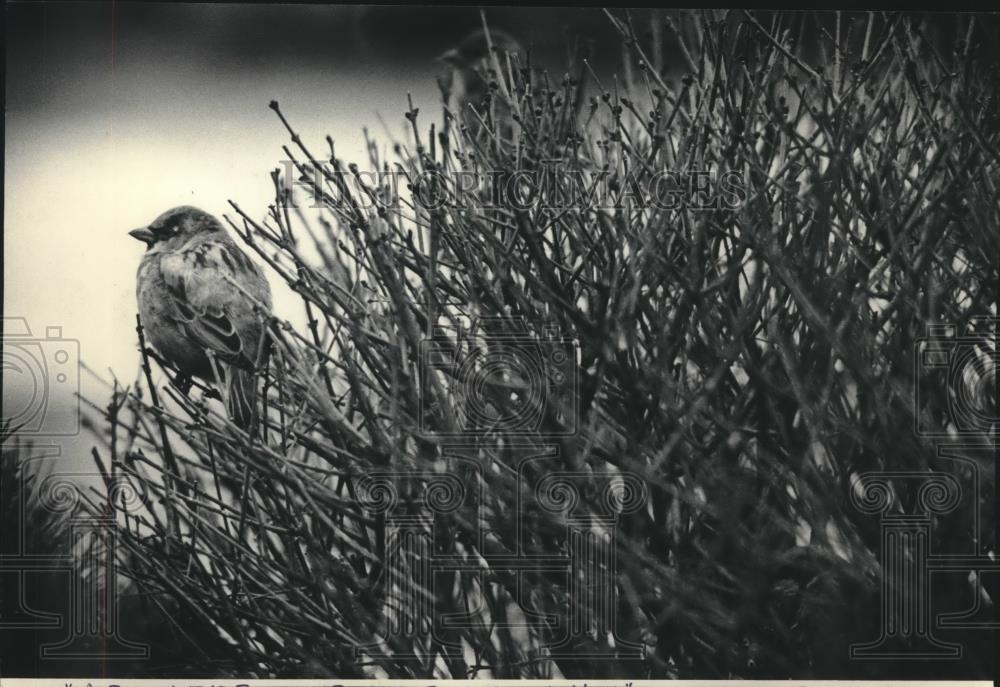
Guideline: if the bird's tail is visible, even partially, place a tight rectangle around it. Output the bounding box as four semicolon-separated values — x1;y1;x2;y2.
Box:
226;367;259;433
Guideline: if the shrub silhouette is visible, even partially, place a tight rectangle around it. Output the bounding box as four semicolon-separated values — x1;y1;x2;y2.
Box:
71;10;998;679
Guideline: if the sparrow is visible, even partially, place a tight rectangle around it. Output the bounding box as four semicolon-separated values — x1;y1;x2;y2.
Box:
437;29;524;143
130;206;272;430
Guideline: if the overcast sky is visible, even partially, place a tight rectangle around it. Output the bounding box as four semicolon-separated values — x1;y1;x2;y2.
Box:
4;3;626;472
3;4;958;471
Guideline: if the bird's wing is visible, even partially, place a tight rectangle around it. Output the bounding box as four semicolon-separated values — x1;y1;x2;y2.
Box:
159;238;271;370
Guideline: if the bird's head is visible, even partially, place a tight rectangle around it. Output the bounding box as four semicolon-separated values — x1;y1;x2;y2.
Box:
436;29;523;73
129;206;223;250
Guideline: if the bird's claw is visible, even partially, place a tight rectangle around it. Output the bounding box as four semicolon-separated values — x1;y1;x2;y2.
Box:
172;373;194;395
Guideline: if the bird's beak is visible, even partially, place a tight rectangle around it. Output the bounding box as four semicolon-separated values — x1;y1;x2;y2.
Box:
129;227;156;245
436;48;460;66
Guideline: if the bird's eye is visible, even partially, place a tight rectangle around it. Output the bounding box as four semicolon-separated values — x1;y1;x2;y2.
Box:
152;221;180;238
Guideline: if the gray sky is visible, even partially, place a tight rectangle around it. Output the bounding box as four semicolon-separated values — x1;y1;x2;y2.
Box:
5;4;910;468
3;4;415;468
4;3;620;470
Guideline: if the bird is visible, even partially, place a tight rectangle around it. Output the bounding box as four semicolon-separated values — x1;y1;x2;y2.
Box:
437;28;524;143
130;206;272;430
